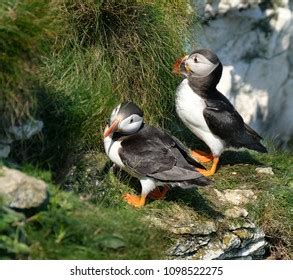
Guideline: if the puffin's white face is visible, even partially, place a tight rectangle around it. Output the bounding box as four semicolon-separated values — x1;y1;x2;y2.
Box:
118;114;143;135
104;103;144;137
184;53;219;78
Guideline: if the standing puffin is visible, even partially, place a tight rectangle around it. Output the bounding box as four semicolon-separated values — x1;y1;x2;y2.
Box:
173;49;267;176
103;101;211;207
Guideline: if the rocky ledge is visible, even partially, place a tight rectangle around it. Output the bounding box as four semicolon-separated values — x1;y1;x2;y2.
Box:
146;187;268;260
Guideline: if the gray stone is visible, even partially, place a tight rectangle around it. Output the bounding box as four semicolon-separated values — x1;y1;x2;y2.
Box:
214;188;257;205
224;206;248;218
147;205;217;235
0;119;43;159
0;166;48;209
8;119;43;140
0;144;11;158
169;236;211;257
255;167;274;175
192;239;225;260
237;239;267;257
148;199;267;260
227;220;256;231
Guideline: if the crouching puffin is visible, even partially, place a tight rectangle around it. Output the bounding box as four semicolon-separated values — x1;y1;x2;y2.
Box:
103;101;211;207
173;49;267;176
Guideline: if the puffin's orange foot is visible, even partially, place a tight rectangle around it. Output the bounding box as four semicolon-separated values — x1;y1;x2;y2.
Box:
196;157;219;177
148;186;170;200
196;168;216;177
123;193;146;208
191;149;213;163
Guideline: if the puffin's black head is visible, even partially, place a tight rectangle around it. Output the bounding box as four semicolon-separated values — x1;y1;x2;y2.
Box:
104;101;144;138
173;49;223;90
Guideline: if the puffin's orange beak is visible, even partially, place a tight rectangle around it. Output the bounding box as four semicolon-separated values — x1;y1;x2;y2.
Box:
172;55;188;74
103;119;119;138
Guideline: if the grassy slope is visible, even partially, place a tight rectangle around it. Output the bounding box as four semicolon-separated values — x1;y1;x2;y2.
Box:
1;148;292;259
0;166;168;259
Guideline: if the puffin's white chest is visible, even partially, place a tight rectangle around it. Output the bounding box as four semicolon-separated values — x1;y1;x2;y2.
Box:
104;136;125;168
175;79;225;156
175;79;207;132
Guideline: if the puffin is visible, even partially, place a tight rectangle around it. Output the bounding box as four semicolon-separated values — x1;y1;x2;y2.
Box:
173;49;267;176
103;101;211;207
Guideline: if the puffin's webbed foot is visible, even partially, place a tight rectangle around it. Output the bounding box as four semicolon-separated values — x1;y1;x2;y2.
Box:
191;149;214;163
148;185;170;200
196;157;219;176
123;193;146;207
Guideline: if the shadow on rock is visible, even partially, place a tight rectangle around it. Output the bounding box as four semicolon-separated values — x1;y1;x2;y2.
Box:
166;187;224;220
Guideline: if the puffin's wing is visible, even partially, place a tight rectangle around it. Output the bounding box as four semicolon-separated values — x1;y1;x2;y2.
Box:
203;98;244;140
147;126;206;170
169;134;205;169
119;127;176;176
119;126;205;180
203;96;266;152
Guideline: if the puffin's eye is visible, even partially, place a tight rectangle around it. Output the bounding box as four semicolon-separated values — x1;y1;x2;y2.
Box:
130;118;134;124
194;56;198;63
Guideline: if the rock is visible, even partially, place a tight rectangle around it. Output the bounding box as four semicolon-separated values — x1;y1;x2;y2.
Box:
148;200;267;260
224;206;248;218
236;239;267;257
8;119;43;140
192;0;293;147
0;166;48;209
0;134;13;158
0;144;11;158
226;220;256;231
147;204;217;235
214;188;257;205
168;236;211;258
0;119;43;158
193;239;226;260
255;167;274;175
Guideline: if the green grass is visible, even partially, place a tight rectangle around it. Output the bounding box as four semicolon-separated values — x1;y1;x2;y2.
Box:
3;0;190;171
0;0;57;131
0;165;169;259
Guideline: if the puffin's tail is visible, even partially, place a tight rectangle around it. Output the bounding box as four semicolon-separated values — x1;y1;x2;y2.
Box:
238;124;267;153
177;175;212;189
194;176;213;186
244;141;267;153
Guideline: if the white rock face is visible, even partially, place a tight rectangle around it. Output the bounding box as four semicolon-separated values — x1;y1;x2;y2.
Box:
191;0;293;148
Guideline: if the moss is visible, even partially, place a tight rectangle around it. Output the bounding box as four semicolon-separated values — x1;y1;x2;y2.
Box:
233;229;253;240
